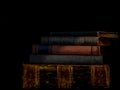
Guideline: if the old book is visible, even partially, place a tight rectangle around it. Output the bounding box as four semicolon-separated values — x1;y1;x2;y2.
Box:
50;31;118;38
98;31;118;38
23;64;110;89
32;45;102;55
50;31;97;36
40;36;111;46
29;55;103;64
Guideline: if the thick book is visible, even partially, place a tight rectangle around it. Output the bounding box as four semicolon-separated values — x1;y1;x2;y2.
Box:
29;55;103;64
50;31;118;38
40;36;111;46
23;64;110;89
32;45;102;55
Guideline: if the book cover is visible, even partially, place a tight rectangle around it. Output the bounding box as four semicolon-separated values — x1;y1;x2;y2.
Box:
50;31;118;38
40;36;111;46
29;55;103;64
23;64;110;89
32;45;102;55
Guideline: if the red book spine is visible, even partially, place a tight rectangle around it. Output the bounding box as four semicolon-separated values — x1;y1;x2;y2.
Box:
50;46;101;55
32;45;102;55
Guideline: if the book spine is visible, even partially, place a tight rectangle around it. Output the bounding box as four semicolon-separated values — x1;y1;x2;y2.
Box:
32;45;101;55
98;31;118;38
23;64;110;89
50;31;118;38
50;31;97;36
29;55;103;64
41;37;98;45
23;64;40;88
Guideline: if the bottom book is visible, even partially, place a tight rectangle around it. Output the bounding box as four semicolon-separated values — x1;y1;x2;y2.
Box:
23;64;110;89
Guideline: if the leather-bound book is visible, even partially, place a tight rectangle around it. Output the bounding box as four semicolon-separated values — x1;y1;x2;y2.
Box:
32;45;102;55
40;36;111;46
23;64;110;89
49;31;118;38
29;55;103;64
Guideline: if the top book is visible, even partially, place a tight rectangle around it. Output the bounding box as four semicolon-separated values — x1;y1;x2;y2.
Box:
50;31;118;38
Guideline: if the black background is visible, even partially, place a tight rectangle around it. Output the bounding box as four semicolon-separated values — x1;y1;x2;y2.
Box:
0;16;8;24
13;16;120;90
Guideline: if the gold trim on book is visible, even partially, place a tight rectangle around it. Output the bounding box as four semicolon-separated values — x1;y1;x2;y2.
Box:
23;64;40;88
57;65;73;88
98;31;118;38
104;65;110;88
23;64;110;89
91;65;110;88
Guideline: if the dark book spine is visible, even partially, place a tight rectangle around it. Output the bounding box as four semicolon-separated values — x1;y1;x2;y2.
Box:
23;64;110;89
41;37;98;45
50;31;118;38
50;31;97;36
29;55;103;64
32;45;102;55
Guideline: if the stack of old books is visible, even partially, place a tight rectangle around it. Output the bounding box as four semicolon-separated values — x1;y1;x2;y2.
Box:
23;31;118;89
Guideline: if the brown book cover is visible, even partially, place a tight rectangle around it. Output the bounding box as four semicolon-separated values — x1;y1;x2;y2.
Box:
32;45;102;55
23;64;110;89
